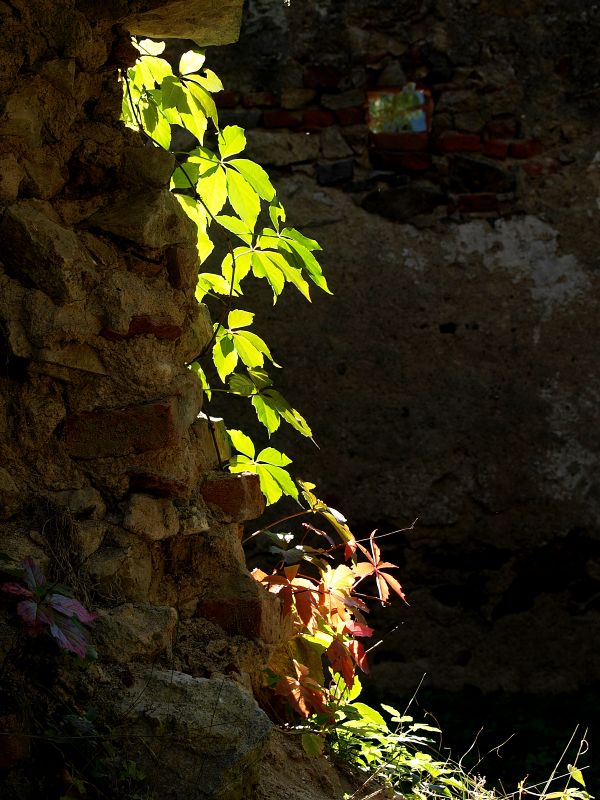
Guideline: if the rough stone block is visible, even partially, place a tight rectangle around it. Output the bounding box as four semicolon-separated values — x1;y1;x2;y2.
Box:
119;669;271;800
199;581;288;644
37;342;107;375
21;147;66;199
74;520;106;558
0;154;25;202
122;146;175;189
335;107;365;126
448;154;516;193
87;535;153;602
200;472;265;522
192;414;231;470
95;604;178;662
121;0;244;45
454;193;499;213
166;243;200;291
321;126;353;159
316;159;354;186
52;487;106;519
245;129;320;166
1;201;97;303
128;470;191;499
322;89;366;111
88;190;195;250
242;91;278;109
123;493;180;541
369;150;431;171
362;185;446;222
0;715;29;769
0;467;21;520
281;88;316;110
303;64;341;89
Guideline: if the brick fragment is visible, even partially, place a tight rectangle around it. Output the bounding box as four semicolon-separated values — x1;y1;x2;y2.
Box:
214;91;239;109
198;583;289;644
301;109;335;129
454;193;499;213
510;140;544;159
200;472;265;522
65;377;202;459
336;107;365;126
242;91;278;108
437;132;482;153
371;131;428;151
522;161;545;177
482;139;509;159
303;64;341;89
485;118;519;139
263;109;302;129
101;314;183;341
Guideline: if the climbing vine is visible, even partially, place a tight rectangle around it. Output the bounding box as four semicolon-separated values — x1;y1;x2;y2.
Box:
121;38;326;505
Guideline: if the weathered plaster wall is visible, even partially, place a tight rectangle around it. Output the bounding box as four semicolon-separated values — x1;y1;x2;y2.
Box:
0;1;288;797
205;0;600;699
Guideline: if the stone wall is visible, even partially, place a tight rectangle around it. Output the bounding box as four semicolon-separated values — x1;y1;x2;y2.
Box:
0;1;285;797
204;0;600;701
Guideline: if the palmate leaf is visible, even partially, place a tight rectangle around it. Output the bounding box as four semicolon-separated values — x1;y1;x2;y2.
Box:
227;429;255;459
218;125;246;158
229;159;275;201
213;334;237;382
226;167;260;229
179;50;206;76
228;372;256;396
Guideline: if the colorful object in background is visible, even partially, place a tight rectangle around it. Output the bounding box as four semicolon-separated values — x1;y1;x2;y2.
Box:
368;84;431;134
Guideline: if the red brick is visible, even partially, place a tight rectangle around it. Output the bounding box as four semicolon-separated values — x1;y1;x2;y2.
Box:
101;314;183;341
302;109;335;129
200;472;265;522
214;91;239;109
65;377;201;459
303;64;341;90
482;139;509;159
454;193;499;213
336;106;365;126
370;149;431;171
263;109;302;128
242;91;278;109
0;715;29;769
371;131;428;152
522;161;545;177
437;132;482;153
485;118;519;139
198;583;289;644
510;140;544;159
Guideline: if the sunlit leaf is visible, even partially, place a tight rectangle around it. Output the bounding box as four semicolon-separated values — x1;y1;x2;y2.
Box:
179;50;206;75
138;39;166;56
218;125;246;158
226;167;260;228
227;429;255;459
229;158;275;201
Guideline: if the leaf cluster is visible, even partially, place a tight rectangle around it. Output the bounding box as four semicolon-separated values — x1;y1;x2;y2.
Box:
122;39;329;505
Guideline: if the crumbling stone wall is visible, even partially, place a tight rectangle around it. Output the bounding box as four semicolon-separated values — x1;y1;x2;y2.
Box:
0;1;285;796
204;0;600;700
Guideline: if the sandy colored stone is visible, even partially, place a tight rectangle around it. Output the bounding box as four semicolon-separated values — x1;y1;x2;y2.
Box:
123;493;180;541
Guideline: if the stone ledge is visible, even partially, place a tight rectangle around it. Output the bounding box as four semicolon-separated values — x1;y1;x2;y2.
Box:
121;0;243;45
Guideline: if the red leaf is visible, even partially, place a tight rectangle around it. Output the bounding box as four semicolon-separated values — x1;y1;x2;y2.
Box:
348;640;369;674
344;538;358;561
344;621;374;638
22;557;46;591
326;639;355;687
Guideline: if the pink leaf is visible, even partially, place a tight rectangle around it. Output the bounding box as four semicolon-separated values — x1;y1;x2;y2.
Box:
0;582;32;598
49;617;89;659
22;557;46;591
344;621;374;638
16;600;42;633
50;594;97;625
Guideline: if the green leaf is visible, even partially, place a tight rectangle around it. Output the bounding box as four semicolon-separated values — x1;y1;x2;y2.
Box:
180;107;207;143
175;195;212;263
186;79;218;124
228;309;254;329
262;251;310;301
251;252;285;299
232;333;263;369
221;248;252;289
171;161;200;189
281;227;322;252
226;168;260;229
279;239;331;294
179;50;206;75
568;765;586;787
380;703;403;721
261;464;299;501
301;733;325;758
227;429;255;459
248;367;272;390
256;464;283;504
161;76;190;113
194;68;223;93
236;330;278;365
145;56;173;85
229;159;275;201
138;39;166;56
256;448;292;467
196;272;230;299
213;334;238;382
269;201;286;231
215;215;253;244
252;394;280;434
197;164;227;216
261;389;312;438
152;114;171;149
189;362;211;400
228;373;256;396
218;125;246;159
141;100;159;134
